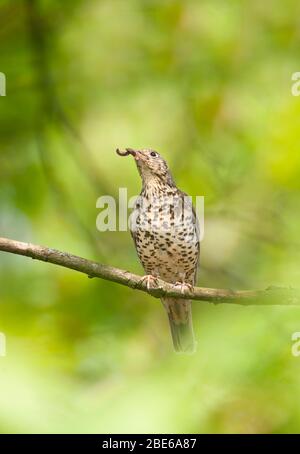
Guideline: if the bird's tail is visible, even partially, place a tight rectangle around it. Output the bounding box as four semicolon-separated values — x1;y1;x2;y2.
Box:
162;298;196;354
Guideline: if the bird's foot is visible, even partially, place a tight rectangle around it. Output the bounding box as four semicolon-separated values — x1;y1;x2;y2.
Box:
174;282;194;295
139;274;159;290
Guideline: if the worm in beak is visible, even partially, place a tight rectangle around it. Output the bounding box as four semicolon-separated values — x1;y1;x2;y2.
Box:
116;148;136;157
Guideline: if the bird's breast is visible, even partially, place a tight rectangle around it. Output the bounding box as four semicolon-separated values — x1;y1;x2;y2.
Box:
130;189;199;284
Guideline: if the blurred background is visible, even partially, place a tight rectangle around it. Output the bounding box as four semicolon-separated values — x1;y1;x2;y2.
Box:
1;0;300;434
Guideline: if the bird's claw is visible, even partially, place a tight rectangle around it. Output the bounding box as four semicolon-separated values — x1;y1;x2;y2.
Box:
139;275;159;290
174;282;194;295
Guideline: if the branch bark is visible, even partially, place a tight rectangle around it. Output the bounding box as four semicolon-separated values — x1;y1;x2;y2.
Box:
0;237;298;306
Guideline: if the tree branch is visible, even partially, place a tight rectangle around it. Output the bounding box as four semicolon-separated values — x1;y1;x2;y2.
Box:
0;237;298;306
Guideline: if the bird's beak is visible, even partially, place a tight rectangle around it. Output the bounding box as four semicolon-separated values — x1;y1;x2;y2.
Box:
125;148;146;162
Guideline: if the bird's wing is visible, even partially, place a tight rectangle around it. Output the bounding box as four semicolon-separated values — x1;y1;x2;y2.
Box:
178;190;200;286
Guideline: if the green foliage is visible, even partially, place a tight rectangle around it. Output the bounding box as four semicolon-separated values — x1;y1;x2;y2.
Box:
0;0;300;433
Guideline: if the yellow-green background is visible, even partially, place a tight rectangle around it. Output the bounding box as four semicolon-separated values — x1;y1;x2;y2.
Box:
1;0;300;434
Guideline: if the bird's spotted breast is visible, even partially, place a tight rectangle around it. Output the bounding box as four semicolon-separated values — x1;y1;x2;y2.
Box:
130;185;199;284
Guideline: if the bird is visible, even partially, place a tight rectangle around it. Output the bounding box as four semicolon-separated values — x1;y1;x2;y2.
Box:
117;148;200;353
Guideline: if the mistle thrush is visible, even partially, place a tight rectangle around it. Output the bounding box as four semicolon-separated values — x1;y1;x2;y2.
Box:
117;148;200;353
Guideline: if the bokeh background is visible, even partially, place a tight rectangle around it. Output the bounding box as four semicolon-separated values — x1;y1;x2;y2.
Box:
1;0;300;434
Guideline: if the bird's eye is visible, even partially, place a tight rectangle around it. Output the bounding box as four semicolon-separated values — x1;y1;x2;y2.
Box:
150;151;157;157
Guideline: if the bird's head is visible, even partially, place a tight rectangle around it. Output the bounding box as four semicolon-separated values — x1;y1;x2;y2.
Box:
117;148;174;187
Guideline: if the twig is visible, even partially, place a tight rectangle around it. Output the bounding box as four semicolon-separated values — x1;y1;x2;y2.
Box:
0;237;298;306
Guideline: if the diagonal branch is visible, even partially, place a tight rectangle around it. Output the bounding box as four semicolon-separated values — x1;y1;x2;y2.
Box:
0;237;298;306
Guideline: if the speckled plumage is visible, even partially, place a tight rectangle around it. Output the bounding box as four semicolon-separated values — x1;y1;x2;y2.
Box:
121;148;200;353
132;184;199;286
